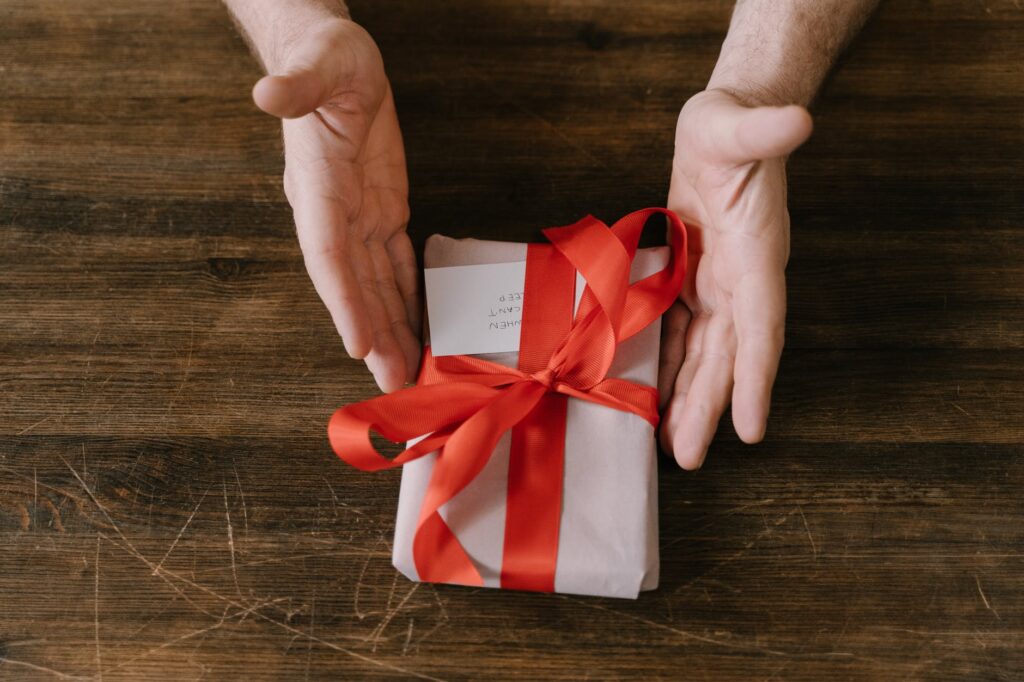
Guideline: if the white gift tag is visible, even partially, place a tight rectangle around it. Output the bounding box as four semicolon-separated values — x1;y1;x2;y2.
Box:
424;261;586;357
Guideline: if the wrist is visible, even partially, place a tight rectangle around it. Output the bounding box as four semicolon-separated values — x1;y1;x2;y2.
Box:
225;0;350;73
704;0;880;108
704;1;825;107
705;79;809;110
705;7;823;108
706;57;820;108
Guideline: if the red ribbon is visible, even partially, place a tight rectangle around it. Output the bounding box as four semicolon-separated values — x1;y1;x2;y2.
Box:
328;208;687;591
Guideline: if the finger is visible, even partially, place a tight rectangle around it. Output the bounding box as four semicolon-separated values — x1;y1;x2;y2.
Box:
657;301;691;410
293;190;374;360
348;239;408;393
386;232;421;336
731;267;786;443
706;100;813;165
659;311;706;455
670;313;736;470
368;239;421;384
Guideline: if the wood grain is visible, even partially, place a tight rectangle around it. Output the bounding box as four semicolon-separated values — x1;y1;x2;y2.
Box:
1;0;1022;679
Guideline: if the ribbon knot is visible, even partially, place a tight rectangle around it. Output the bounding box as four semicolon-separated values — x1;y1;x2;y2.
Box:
329;208;688;591
528;366;558;390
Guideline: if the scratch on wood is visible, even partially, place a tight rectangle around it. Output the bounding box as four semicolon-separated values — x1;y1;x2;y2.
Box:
384;570;400;614
94;535;103;681
60;454;119;534
402;618;415;656
101;598;287;674
120;598;178;642
305;589;317;681
412;588;451;649
0;465;87;507
66;454;442;681
429;585;449;624
371;583;421;652
353;551;374;620
798;506;818;560
153;489;208;575
412;620;449;651
63;458;224;619
974;574;1000;619
464;65;606;168
16;414;52;435
1;639;49;649
0;658;88;680
101;532;445;680
559;594;788;655
353;535;398;620
232;463;248;534
560;595;856;660
322;476;367;518
150;561;221;619
163;318;195;416
674;509;797;594
191;549;388;577
663;498;778;547
222;480;242;597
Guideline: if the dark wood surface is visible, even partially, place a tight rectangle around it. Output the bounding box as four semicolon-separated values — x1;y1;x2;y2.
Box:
1;0;1022;679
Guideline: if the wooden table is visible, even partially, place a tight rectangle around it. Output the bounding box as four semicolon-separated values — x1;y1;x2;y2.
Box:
1;1;1021;679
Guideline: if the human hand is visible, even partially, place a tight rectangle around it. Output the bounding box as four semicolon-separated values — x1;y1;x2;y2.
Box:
658;89;813;469
253;18;419;393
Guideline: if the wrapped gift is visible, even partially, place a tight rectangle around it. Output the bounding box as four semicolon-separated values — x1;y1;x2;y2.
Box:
329;209;688;599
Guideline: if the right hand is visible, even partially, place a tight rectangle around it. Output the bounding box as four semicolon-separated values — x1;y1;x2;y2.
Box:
658;89;812;469
253;19;419;393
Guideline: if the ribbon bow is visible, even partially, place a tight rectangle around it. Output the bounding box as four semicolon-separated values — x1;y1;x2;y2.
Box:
329;208;687;591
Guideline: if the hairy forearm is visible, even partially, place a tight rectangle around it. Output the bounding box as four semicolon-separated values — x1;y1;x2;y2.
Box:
223;0;350;72
708;0;879;106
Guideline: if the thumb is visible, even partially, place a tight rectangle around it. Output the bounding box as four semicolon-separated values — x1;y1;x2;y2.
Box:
251;20;373;120
705;97;813;164
253;71;328;119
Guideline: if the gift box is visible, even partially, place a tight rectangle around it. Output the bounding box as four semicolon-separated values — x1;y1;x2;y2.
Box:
329;209;688;599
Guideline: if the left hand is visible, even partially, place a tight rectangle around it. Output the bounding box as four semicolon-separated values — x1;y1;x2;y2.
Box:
658;89;813;469
253;18;419;393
